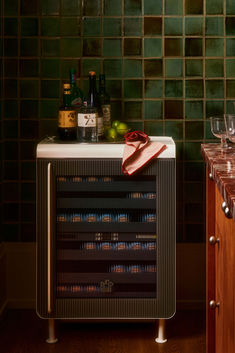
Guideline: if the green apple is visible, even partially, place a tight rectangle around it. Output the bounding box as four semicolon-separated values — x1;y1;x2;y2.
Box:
112;120;120;129
105;128;118;142
116;122;129;136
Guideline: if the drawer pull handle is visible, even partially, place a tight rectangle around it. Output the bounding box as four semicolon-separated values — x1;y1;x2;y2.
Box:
209;300;220;309
224;207;232;219
209;236;219;245
221;201;227;212
209;172;213;180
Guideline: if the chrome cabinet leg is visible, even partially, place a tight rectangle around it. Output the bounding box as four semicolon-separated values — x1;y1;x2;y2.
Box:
46;318;58;344
155;319;167;343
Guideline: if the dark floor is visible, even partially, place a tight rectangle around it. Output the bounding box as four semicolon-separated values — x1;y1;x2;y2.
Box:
0;310;205;353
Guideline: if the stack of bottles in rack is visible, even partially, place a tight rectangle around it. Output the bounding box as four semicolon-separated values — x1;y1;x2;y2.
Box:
58;69;111;142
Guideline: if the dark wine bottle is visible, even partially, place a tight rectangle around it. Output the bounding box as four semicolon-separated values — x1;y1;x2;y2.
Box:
58;83;76;141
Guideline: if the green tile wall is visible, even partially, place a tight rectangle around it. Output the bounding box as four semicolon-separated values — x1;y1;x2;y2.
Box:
3;0;235;243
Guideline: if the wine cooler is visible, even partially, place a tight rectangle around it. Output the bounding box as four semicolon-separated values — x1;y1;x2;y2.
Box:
36;137;176;320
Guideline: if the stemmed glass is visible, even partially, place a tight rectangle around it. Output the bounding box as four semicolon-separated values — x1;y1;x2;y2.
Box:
224;114;235;144
210;116;229;149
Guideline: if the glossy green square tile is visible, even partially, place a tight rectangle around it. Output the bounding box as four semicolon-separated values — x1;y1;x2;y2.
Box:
185;183;204;203
144;80;162;98
61;18;81;36
123;59;142;77
2;224;19;240
4;18;18;36
61;0;80;15
83;38;101;56
41;39;60;57
206;0;223;14
124;0;142;15
124;38;141;56
226;100;235;114
40;100;59;118
165;59;183;77
4;141;19;159
227;0;235;14
124;18;142;36
104;0;122;15
144;100;162;119
4;0;18;16
226;59;235;77
61;59;81;79
4;100;18;118
165;80;183;98
106;80;122;98
145;121;164;136
226;17;235;36
41;18;60;36
21;18;38;36
83;0;100;16
185;80;203;98
41;59;60;78
41;0;60;15
205;38;224;57
20;100;38;119
165;100;183;119
20;0;38;15
185;17;203;36
5;39;18;57
144;0;162;15
185;38;202;56
20;141;36;160
165;38;182;56
4;79;17;98
110;101;122;119
3;162;19;180
21;161;36;180
184;142;202;160
144;38;162;57
206;17;224;36
61;38;82;57
41;80;60;98
128;121;144;131
226;80;235;98
185;121;204;140
82;59;101;77
164;17;182;36
205;120;218;138
124;101;142;120
124;80;142;98
184;162;204;182
144;17;162;35
21;182;36;201
3;202;19;220
227;39;235;56
104;18;122;37
205;59;224;77
165;0;182;15
3;120;18;138
104;59;122;78
21;38;39;56
185;59;203;76
165;121;183;140
83;18;101;37
104;39;122;57
185;0;203;14
20;79;39;98
206;100;224;117
20;59;39;77
206;80;224;98
4;59;18;77
144;59;162;77
185;100;203;119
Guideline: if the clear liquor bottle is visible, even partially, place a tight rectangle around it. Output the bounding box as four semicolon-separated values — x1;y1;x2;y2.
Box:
77;100;98;142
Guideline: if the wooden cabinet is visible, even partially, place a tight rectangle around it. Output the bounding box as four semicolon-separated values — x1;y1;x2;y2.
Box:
206;169;235;353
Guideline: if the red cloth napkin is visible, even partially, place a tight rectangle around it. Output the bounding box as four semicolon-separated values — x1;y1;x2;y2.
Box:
122;131;167;175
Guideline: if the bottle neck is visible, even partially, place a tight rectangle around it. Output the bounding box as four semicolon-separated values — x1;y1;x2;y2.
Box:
88;75;97;107
63;91;71;107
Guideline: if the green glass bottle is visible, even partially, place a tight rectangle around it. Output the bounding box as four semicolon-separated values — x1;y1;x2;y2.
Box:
58;83;76;141
98;74;111;130
69;68;83;110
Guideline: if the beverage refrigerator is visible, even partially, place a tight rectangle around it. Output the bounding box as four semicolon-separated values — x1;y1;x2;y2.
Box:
36;136;176;342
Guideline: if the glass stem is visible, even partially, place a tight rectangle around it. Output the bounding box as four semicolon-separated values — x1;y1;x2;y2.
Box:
221;136;228;149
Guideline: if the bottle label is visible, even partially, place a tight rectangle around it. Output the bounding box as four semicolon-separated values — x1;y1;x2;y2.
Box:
102;104;111;126
77;113;97;127
58;110;76;128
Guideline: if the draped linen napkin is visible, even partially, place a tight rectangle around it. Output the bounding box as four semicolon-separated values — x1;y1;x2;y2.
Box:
122;131;167;175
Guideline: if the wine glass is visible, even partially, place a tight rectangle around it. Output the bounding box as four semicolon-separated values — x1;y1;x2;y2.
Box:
224;114;235;144
210;116;229;149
